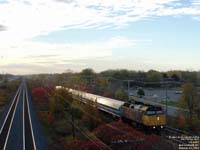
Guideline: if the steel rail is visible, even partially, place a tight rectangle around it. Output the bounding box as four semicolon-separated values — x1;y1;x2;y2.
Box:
3;85;22;149
0;84;22;135
25;85;37;150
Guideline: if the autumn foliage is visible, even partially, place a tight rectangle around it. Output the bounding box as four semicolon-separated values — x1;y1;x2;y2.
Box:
38;111;55;126
67;140;106;150
94;120;173;150
32;86;54;109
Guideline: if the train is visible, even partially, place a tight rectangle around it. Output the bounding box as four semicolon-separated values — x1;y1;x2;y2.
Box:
56;86;166;130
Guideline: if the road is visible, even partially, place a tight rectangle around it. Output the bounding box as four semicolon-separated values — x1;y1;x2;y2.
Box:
0;81;48;150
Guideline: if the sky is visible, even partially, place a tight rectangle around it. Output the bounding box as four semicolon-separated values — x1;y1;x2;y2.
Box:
0;0;200;74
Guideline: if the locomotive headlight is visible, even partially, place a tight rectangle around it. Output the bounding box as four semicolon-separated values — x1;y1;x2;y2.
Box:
153;126;156;129
157;117;160;121
161;126;163;129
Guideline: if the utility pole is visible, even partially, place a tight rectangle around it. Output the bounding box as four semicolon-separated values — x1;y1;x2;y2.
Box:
128;80;130;102
165;82;168;115
71;107;76;140
126;80;135;102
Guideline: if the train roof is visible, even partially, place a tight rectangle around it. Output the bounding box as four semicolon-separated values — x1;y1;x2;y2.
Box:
68;88;125;110
61;87;164;111
96;96;125;110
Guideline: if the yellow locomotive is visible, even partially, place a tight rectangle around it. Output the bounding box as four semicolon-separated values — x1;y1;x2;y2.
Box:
121;102;166;129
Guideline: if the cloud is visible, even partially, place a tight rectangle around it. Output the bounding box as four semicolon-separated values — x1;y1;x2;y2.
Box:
0;0;200;42
0;36;139;74
0;24;6;31
0;0;199;74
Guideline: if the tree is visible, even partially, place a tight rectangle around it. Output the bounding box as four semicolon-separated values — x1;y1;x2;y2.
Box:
146;70;162;82
82;100;102;131
197;71;200;85
171;73;180;81
93;121;173;150
32;86;52;110
114;89;128;101
179;82;199;119
137;88;145;98
64;75;87;91
80;68;95;77
80;69;96;87
49;88;73;119
162;73;169;79
0;90;6;106
182;71;197;83
94;77;109;94
167;71;182;81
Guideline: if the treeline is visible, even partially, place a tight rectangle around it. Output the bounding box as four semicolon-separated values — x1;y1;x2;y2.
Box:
0;74;15;81
54;69;200;85
100;69;200;84
0;78;21;115
27;68;200;103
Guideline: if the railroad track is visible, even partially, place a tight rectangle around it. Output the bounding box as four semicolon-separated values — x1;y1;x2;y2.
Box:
0;82;37;150
162;125;199;148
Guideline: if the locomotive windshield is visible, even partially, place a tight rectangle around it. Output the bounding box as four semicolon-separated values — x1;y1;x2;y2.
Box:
146;106;164;115
146;111;156;115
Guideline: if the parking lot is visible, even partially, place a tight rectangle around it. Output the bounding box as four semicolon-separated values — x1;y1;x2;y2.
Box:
129;88;182;103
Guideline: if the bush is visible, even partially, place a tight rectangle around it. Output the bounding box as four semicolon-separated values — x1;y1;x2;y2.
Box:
137;88;145;98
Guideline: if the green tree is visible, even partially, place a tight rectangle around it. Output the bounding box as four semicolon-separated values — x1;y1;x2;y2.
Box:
65;75;87;90
137;88;145;98
114;88;128;101
82;100;101;130
94;77;109;94
182;71;197;83
167;70;182;81
146;70;162;82
0;90;6;106
197;71;200;85
49;88;73;119
179;82;199;119
80;68;95;77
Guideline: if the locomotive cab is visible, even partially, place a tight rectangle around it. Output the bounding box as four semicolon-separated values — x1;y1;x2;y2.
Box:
142;106;166;129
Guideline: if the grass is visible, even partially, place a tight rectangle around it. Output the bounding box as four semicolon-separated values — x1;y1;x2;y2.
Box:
160;100;179;107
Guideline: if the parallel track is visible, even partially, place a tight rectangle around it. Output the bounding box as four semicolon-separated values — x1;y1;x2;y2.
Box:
0;84;22;149
0;83;37;150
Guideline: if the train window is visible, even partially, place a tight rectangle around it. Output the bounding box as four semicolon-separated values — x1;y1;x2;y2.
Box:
156;110;163;114
146;111;156;115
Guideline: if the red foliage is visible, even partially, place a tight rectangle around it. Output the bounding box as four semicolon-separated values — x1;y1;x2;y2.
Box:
81;140;105;150
93;120;167;150
69;140;84;150
84;86;93;93
47;113;55;124
38;111;55;125
69;140;104;150
102;92;114;99
178;115;187;128
195;126;200;132
32;86;54;105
